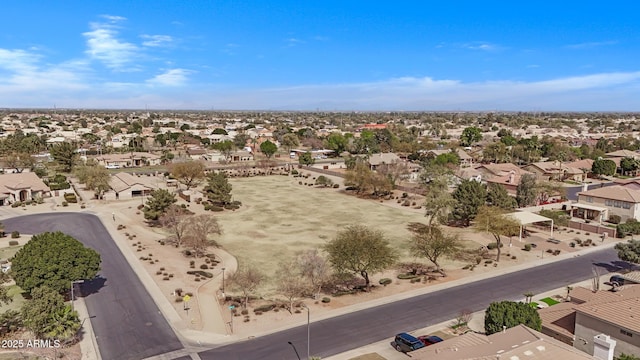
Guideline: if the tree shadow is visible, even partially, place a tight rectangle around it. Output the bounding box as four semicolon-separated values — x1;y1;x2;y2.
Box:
77;276;107;297
592;260;637;273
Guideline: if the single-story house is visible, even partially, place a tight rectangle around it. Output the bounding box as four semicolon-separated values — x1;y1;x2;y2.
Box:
367;152;401;170
105;172;159;200
94;152;162;168
0;172;51;205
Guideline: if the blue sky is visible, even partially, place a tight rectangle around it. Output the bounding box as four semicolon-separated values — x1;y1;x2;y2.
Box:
1;1;639;111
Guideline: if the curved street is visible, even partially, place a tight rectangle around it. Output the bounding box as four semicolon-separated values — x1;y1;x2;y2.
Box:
3;213;184;360
1;212;626;360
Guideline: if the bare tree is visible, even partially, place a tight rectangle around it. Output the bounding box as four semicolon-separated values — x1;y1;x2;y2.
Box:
228;265;265;308
169;161;206;190
376;160;410;188
296;249;331;299
275;260;310;313
409;223;461;275
160;205;191;247
184;214;222;257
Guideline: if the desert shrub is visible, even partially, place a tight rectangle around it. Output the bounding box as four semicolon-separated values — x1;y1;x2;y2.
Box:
553;250;561;255
62;201;68;207
254;304;275;313
156;271;162;275
8;240;19;246
321;297;331;303
410;277;421;283
137;204;144;210
511;255;517;260
175;288;183;296
200;264;208;269
11;201;22;208
10;231;20;239
484;260;493;264
175;297;183;303
186;270;214;278
163;277;170;281
397;273;419;280
487;242;504;250
64;193;78;203
475;256;482;265
194;278;201;282
333;184;339;188
379;278;392;286
523;244;532;251
241;309;249;315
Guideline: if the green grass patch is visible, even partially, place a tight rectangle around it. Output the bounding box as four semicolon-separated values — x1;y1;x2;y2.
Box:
529;302;539;308
0;245;23;260
0;285;26;313
540;297;560;306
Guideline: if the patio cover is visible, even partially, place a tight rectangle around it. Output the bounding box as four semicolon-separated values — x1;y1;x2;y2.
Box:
506;211;554;242
569;203;607;212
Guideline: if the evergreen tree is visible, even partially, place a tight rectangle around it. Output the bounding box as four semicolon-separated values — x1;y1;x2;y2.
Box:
203;171;232;205
452;179;487;226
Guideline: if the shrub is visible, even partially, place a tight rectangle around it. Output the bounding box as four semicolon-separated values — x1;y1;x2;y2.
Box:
332;184;339;188
200;264;209;269
322;297;331;303
484;260;493;264
397;273;419;280
186;270;214;278
254;304;275;313
11;201;21;208
175;297;183;303
511;255;517;260
553;250;561;256
163;277;170;281
523;244;532;251
156;271;163;275
137;204;144;210
379;278;392;286
10;231;20;239
8;240;18;246
609;214;621;224
190;260;195;266
487;242;504;250
62;201;68;207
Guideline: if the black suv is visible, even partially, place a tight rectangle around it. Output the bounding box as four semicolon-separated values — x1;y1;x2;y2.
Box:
392;333;426;353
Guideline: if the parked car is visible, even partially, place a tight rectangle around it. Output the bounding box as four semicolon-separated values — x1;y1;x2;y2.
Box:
392;333;425;353
418;335;444;346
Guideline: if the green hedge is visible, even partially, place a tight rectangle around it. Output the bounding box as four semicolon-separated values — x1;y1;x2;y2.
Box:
616;221;640;238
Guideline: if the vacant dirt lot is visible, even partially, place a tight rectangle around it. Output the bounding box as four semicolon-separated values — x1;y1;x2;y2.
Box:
213;175;480;294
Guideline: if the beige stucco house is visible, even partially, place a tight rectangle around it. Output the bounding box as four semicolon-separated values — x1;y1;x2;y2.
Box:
0;172;50;206
105;172;159;200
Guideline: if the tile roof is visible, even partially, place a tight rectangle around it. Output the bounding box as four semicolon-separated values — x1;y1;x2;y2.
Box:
606;149;640;158
411;324;591;360
578;184;640;203
477;163;530;177
368;153;401;166
576;287;640;333
109;172;158;193
0;172;50;194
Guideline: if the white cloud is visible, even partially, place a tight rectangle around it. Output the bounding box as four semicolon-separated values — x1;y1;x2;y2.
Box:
462;42;501;51
146;68;191;86
566;40;618;49
141;34;174;47
83;17;138;70
285;38;305;47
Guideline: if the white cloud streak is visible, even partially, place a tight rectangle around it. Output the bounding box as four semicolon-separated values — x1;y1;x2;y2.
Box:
83;16;138;70
146;68;191;86
141;34;174;47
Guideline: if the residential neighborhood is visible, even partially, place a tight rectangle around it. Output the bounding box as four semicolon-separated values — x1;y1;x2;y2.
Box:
1;109;640;360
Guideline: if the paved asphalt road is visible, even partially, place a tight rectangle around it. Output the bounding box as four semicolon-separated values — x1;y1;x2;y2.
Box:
3;213;184;360
199;247;624;360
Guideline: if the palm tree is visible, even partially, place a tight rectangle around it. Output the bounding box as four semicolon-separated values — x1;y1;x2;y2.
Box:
43;305;80;341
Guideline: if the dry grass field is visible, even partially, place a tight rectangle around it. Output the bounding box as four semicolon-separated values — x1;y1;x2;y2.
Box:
213;175;480;294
